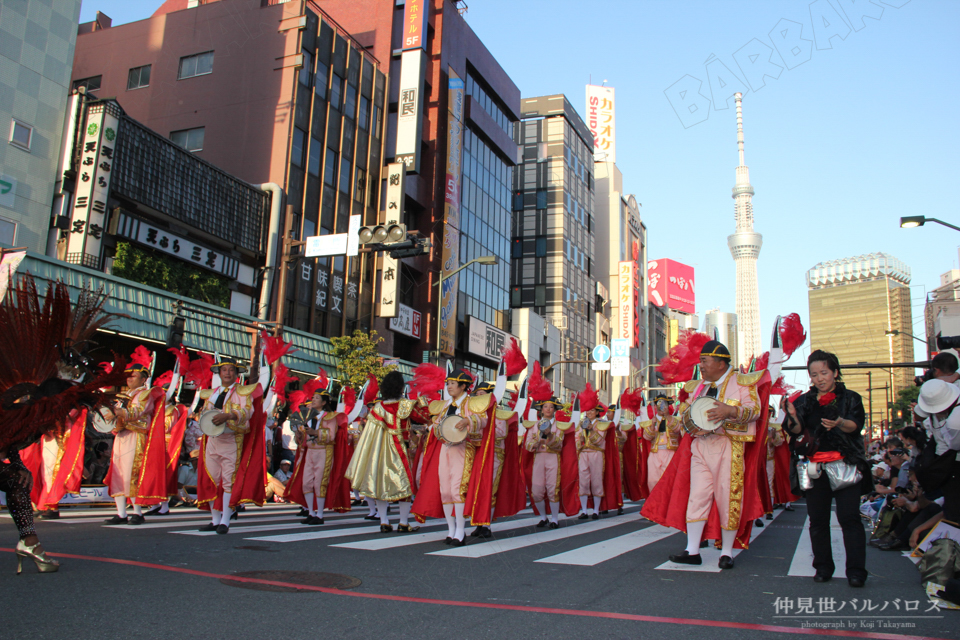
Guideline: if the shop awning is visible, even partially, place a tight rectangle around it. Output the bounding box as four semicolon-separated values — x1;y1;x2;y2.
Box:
20;251;415;378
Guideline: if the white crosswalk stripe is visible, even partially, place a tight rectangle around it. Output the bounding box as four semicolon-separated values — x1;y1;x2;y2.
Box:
535;523;678;566
174;516;376;536
787;512;844;577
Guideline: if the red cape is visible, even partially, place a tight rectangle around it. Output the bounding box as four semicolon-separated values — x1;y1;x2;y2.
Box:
165;405;188;497
757;446;774;515
492;413;526;520
773;440;800;503
134;388;172;506
620;427;645;502
285;444;309;509
599;426;623;512
412;431;444;521
21;409;87;509
197;386;266;511
641;373;771;549
463;401;498;525
638;433;652;499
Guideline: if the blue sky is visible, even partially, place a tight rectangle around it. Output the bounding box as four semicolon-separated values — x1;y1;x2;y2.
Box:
80;1;960;387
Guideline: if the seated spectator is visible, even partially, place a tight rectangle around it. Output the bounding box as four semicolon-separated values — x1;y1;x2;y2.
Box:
83;441;111;484
274;459;292;485
176;450;199;504
876;470;944;551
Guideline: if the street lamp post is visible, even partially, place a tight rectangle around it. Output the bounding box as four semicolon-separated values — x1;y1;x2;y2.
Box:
884;328;929;345
433;255;498;364
900;216;960;233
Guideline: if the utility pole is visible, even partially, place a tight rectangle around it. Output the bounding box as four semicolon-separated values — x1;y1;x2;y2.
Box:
272;205;304;336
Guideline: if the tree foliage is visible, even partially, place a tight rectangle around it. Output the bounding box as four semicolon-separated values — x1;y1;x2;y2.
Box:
329;330;396;390
112;242;230;308
891;384;921;429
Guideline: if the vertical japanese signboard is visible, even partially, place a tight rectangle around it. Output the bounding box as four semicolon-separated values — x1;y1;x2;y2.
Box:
585;85;616;163
618;260;635;344
379;162;405;319
396;49;426;174
438;67;464;358
66;102;120;269
401;0;428;50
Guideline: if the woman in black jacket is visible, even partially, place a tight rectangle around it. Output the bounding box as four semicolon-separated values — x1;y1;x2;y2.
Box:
785;350;871;587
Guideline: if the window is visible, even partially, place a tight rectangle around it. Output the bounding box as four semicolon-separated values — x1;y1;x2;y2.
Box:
178;51;214;79
330;73;343;110
536;188;547;210
323;148;338;186
535;236;547;258
290;127;306;167
0;218;16;246
299;50;313;86
72;75;101;96
354;167;366;202
339;157;351;193
9;119;32;151
358;96;370;131
307;137;322;176
512;191;523;211
170;127;205;152
314;61;329;99
535;285;546;307
127;65;151;90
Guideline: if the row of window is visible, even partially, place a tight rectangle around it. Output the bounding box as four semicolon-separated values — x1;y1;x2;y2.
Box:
72;51;215;100
465;72;512;138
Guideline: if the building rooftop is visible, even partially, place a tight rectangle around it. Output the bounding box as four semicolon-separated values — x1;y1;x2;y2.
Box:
806;252;911;288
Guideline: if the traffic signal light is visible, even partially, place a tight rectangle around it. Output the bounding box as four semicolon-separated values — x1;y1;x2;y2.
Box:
358;223;407;245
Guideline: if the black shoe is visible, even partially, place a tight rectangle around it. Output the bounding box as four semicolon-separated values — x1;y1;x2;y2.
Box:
784;504;795;512
298;508;308;516
591;513;600;520
380;524;393;534
578;513;589;520
479;526;493;538
617;507;624;515
216;524;229;534
364;514;379;521
869;534;894;548
314;518;324;525
755;519;764;528
600;510;609;515
718;555;734;570
848;577;865;588
549;522;559;529
37;510;60;520
700;540;709;549
879;538;906;551
145;506;164;516
450;536;466;547
351;499;363;506
230;510;238;521
766;513;773;521
814;573;832;583
104;515;128;525
128;514;145;525
302;516;319;525
536;519;547;528
669;551;702;565
397;524;419;533
198;523;218;532
444;536;453;544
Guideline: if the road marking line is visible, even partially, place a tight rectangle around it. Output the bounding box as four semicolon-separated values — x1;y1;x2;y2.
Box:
788;512;843;577
172;516;374;536
245;521;446;543
535;523;677;566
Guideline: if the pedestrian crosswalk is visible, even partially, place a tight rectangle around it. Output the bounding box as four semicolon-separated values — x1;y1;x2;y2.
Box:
6;501;917;576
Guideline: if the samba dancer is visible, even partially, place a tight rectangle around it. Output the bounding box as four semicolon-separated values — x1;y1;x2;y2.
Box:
345;371;425;532
647;339;768;570
195;357;256;534
641;392;682;493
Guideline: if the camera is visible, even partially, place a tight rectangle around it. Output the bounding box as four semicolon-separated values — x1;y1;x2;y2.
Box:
937;334;960;350
888;448;906;457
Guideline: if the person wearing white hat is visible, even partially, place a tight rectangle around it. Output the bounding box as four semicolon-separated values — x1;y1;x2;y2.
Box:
914;379;960;526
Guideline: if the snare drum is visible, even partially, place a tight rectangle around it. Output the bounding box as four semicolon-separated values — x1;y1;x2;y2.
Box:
681;397;724;436
436;415;468;445
199;409;226;437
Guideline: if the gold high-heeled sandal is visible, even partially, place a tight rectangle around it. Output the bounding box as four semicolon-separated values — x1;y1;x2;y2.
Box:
15;540;59;575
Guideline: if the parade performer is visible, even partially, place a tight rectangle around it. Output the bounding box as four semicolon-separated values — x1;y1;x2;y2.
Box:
575;384;608;520
770;407;798;512
521;363;579;528
195;356;265;534
0;276;126;573
103;347;167;525
618;388;646;503
146;348;191;516
641;392;682;494
411;366;497;546
346;370;426;532
644;334;770;570
470;379;524;537
285;374;351;524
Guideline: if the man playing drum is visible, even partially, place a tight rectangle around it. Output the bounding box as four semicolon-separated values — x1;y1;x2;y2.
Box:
196;357;256;534
667;340;764;570
469;380;522;538
641;392;682;493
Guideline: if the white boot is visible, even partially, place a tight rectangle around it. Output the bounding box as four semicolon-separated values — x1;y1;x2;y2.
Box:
579;496;588;516
304;492;316;518
548;501;560;524
219;492;233;527
377;499;390;526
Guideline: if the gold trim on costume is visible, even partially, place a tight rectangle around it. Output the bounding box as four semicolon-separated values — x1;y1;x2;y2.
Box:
725;440;745;531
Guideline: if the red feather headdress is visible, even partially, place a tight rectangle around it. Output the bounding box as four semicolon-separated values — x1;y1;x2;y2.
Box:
127;345;153;372
409;363;446;401
316;369;330;392
184;352;214;390
99;361;113;375
263;334;296;365
271;363;296;402
619;388;643;415
342;386;357;415
527;362;553;403
578;383;599;412
779;313;807;358
303;377;324;400
363;373;379;405
155;370;174;388
287;390;308;409
502;338;527;377
657;330;711;384
168;345;190;373
772;376;794;396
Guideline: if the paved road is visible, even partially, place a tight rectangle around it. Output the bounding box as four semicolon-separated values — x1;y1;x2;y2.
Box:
1;501;953;639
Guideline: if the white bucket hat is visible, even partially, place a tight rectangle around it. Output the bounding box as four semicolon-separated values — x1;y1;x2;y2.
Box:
917;379;960;415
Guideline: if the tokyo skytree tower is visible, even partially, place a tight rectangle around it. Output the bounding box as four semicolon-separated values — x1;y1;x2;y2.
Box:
727;92;762;367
